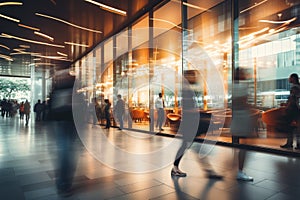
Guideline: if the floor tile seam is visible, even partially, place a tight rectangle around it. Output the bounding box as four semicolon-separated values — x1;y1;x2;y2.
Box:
148;190;185;200
104;183;174;200
263;192;287;200
116;182;165;194
21;180;56;192
23;185;58;199
252;179;290;193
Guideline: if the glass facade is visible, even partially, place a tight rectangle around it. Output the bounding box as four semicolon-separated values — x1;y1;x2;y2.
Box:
73;0;300;150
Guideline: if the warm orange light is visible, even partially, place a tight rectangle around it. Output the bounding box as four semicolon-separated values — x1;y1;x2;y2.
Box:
0;53;13;61
57;51;68;57
84;0;127;16
0;2;22;6
19;45;30;48
0;14;20;22
18;23;40;31
1;33;65;48
34;31;54;41
35;13;102;34
259;17;297;24
240;0;268;14
64;42;89;48
0;44;10;50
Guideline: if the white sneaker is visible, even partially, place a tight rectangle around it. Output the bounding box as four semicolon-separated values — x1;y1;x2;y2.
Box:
236;171;253;181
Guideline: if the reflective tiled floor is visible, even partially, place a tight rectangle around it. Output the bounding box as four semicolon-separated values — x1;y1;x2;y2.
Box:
1;116;300;200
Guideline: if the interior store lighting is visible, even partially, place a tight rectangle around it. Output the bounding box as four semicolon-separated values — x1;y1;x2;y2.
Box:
18;23;40;31
12;48;26;52
35;13;102;34
10;52;41;56
182;2;209;11
240;27;270;41
150;18;192;32
0;44;10;50
0;33;65;48
34;31;54;41
0;2;22;6
240;0;268;14
29;62;55;67
64;42;89;47
0;13;20;22
84;0;127;16
19;44;30;48
239;27;287;48
34;54;72;61
171;0;210;11
57;51;68;57
0;53;13;61
259;17;297;24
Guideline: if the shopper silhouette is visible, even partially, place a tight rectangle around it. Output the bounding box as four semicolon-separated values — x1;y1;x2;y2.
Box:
155;93;165;131
34;99;44;121
24;100;31;126
171;71;223;179
230;67;257;181
48;69;83;196
114;94;125;130
104;99;111;129
280;73;300;149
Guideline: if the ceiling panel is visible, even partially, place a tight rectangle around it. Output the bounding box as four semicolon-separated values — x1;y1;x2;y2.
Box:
0;0;137;76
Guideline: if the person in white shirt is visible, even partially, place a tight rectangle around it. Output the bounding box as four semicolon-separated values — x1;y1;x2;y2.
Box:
155;93;165;131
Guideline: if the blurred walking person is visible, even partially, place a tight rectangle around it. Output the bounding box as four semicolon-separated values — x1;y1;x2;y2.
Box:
104;99;111;129
230;67;258;181
114;94;125;130
34;99;44;121
24;100;31;126
171;70;223;179
48;69;83;196
19;101;25;120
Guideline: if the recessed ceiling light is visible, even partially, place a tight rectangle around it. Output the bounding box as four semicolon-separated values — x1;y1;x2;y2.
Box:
0;14;20;22
64;42;89;48
35;12;102;34
84;0;127;16
18;23;40;31
34;31;54;41
1;33;65;48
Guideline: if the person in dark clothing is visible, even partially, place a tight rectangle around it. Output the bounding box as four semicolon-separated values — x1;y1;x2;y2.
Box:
48;69;84;196
41;100;48;120
34;99;44;121
19;101;25;120
171;70;223;179
114;94;125;130
104;99;111;129
24;100;31;126
1;99;8;117
280;73;300;149
7;100;12;117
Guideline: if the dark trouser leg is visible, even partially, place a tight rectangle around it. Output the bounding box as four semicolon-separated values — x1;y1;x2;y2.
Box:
173;140;188;167
105;116;110;128
286;132;293;146
118;115;123;129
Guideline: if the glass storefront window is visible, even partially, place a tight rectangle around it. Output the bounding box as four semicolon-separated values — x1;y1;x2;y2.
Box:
74;0;300;152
